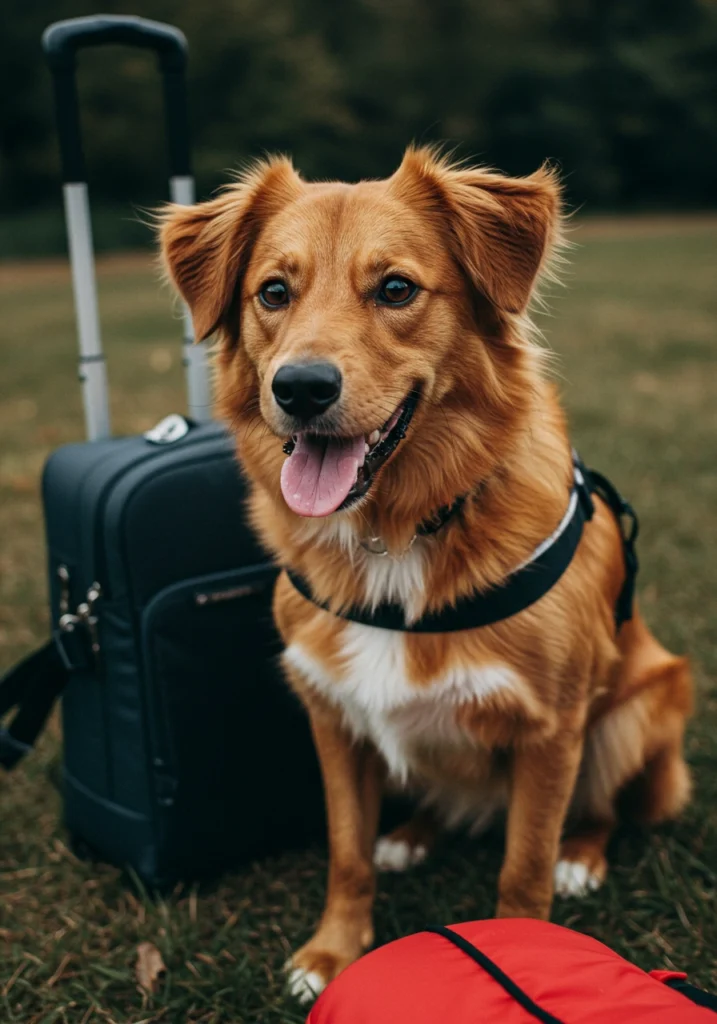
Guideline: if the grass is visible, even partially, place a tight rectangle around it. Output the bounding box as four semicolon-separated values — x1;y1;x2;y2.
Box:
1;214;717;1022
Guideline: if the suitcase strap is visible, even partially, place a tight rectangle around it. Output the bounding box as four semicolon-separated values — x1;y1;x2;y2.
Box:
0;641;69;770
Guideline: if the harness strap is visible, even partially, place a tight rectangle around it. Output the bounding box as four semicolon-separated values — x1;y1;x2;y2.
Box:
287;455;639;634
584;467;639;628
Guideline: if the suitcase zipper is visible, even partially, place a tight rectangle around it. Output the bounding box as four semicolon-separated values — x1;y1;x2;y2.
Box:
55;562;116;801
56;563;103;669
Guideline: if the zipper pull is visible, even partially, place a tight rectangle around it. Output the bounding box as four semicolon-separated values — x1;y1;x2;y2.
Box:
57;564;71;615
80;582;103;661
57;573;103;670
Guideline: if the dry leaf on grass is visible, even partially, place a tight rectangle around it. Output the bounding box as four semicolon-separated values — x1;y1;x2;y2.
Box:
135;941;166;994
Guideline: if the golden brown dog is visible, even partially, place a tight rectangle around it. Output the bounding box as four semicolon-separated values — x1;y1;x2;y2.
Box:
159;147;692;1004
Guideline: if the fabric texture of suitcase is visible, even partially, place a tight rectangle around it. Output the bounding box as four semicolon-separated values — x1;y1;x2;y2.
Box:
0;15;324;887
43;422;323;886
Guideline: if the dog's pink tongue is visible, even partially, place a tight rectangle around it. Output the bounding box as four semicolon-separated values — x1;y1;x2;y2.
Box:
281;433;364;517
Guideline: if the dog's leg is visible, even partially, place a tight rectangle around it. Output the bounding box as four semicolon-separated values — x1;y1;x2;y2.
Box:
497;731;584;920
359;744;385;860
286;704;382;1005
555;729;691;900
374;808;438;873
554;636;693;900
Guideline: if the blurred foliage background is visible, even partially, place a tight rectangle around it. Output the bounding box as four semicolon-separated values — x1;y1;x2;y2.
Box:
2;0;717;257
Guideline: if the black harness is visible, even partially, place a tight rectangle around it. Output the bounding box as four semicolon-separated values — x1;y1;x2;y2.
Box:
286;455;639;634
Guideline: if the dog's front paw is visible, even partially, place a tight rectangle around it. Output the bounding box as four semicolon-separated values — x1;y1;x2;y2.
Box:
554;835;607;898
374;835;428;872
553;858;604;898
285;942;360;1005
285;960;328;1005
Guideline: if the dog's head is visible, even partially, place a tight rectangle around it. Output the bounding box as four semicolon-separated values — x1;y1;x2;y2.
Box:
160;148;561;522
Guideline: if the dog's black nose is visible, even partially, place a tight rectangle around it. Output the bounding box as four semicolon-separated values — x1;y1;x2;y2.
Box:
272;362;342;422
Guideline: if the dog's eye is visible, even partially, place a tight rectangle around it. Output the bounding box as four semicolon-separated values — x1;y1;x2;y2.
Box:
377;276;418;307
259;280;290;308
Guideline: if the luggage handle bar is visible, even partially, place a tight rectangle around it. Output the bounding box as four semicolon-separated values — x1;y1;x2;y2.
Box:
42;16;210;440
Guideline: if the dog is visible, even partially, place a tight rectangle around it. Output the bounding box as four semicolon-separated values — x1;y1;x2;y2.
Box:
159;147;693;1005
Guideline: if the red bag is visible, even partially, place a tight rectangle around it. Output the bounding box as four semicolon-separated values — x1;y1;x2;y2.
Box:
307;919;716;1023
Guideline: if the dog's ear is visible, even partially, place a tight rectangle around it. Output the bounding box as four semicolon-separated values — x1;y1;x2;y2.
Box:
392;147;562;315
158;157;303;341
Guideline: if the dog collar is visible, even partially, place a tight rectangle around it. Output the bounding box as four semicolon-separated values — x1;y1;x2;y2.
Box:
359;491;468;556
286;454;639;633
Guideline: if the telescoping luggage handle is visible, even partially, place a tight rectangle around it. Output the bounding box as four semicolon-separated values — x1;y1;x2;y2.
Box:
42;15;211;440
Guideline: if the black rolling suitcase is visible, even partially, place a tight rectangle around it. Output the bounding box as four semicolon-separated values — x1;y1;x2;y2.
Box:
0;15;323;887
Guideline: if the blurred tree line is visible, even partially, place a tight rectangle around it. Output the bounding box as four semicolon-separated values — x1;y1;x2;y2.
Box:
1;0;716;255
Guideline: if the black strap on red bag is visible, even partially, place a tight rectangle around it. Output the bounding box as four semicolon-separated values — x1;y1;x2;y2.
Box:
426;926;717;1019
426;926;565;1024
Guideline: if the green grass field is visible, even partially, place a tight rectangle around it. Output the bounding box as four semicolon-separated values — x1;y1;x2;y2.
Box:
1;216;717;1023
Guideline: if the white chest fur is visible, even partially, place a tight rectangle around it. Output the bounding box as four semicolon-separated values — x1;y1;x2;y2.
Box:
284;538;519;822
283;625;520;786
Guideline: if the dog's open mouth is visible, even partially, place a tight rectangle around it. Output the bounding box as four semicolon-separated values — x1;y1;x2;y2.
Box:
280;391;419;517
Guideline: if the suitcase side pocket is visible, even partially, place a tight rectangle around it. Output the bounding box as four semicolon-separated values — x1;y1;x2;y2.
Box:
139;563;323;882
